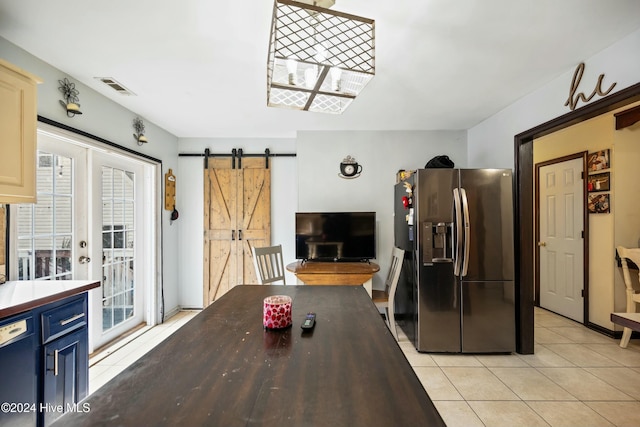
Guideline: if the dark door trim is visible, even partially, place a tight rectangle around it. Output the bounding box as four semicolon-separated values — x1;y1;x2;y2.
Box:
534;152;589;324
514;81;640;354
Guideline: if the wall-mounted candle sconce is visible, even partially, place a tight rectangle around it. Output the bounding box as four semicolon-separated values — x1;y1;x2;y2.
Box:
58;77;83;117
133;117;148;145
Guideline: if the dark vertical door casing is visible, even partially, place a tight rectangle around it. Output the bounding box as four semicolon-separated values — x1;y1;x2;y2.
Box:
415;169;460;352
459;169;515;353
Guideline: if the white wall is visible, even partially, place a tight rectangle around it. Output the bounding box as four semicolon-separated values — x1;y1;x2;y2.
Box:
8;23;639;320
466;28;640;331
297;130;467;289
177;138;297;308
0;36;467;311
177;131;467;304
468;28;640;168
1;37;181;321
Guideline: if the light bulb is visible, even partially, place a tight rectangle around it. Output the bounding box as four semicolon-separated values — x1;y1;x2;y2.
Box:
330;67;342;91
286;58;298;85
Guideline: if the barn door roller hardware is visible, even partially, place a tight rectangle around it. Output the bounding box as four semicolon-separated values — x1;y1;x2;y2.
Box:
179;148;296;169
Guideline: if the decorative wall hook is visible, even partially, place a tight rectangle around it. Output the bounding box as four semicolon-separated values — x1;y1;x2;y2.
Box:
133;117;148;145
58;77;83;117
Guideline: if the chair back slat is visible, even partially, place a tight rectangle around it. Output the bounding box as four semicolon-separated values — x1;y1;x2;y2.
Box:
385;247;405;296
618;246;640;291
376;246;405;341
252;245;286;285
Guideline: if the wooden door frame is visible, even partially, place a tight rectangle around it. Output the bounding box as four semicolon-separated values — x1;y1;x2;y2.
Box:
534;152;588;324
515;81;640;354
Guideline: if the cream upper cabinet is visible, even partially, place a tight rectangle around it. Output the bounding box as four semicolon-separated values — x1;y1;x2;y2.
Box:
0;59;42;204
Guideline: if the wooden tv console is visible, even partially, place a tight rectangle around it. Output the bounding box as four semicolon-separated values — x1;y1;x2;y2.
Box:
286;261;380;297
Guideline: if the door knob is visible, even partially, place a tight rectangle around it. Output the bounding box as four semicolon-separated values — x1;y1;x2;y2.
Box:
79;256;91;264
537;242;546;247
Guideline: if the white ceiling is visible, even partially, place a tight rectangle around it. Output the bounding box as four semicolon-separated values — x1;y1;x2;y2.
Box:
1;0;640;138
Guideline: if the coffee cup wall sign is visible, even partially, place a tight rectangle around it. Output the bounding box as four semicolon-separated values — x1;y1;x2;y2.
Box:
339;155;363;179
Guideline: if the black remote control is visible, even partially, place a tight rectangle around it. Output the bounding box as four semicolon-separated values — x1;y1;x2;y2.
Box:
301;312;316;330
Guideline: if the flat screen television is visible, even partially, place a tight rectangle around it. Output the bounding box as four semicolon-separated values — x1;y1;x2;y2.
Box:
295;212;376;261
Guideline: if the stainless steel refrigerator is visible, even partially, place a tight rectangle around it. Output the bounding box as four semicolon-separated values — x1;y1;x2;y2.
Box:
395;169;515;353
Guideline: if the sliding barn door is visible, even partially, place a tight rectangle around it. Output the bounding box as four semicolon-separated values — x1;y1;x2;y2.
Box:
203;158;270;306
238;160;271;283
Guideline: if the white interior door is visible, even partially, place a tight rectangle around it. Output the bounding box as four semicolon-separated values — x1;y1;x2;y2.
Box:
538;157;584;321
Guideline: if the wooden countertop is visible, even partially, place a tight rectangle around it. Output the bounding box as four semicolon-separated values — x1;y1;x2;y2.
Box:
54;285;445;427
0;280;100;319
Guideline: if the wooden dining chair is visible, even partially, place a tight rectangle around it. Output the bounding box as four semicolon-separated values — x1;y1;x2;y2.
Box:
617;246;640;347
372;247;405;341
252;245;286;285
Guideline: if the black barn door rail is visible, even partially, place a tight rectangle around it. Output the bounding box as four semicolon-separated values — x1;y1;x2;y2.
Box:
179;148;296;169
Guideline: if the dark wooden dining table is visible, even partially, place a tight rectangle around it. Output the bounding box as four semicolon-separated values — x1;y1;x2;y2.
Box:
53;285;445;427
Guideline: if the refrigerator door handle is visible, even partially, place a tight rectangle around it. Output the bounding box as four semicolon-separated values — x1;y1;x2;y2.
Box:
453;188;463;275
461;187;471;277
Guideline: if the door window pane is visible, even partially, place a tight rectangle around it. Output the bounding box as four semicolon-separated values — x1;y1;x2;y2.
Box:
16;151;74;281
56;196;72;234
124;201;134;230
56;155;73;195
37;152;53;194
55;236;72;277
101;166;136;333
34;238;53;279
34;195;53;235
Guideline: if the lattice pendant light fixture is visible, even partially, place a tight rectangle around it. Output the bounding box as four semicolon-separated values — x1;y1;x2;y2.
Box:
267;0;375;114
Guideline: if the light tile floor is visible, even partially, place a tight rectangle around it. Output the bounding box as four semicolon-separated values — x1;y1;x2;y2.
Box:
400;307;640;427
88;310;199;395
89;307;640;427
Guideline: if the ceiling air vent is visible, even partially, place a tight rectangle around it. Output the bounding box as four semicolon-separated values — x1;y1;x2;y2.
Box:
94;77;136;96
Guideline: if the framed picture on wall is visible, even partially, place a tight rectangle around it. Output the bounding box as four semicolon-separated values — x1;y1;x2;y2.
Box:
587;172;610;192
587;149;610;172
588;193;610;214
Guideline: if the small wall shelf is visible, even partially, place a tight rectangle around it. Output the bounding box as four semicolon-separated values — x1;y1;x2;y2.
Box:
615;104;640;130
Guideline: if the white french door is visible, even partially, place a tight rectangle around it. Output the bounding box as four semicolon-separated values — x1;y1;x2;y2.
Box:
14;135;87;280
12;126;157;353
88;152;146;349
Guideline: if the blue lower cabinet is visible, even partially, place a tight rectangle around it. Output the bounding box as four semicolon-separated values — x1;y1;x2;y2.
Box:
0;293;89;427
42;328;88;427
